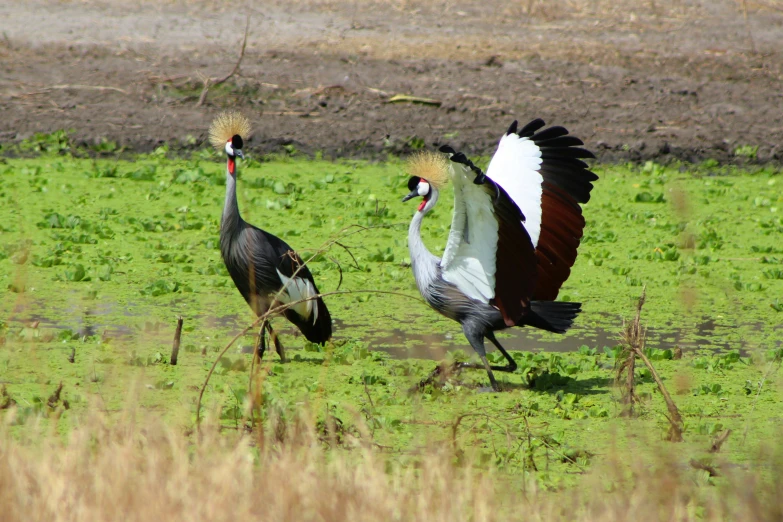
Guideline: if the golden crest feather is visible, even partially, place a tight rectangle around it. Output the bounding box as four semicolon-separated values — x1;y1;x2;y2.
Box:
209;111;252;152
405;151;449;188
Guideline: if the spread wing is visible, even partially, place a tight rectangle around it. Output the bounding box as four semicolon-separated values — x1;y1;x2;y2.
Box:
439;148;538;326
485;119;597;301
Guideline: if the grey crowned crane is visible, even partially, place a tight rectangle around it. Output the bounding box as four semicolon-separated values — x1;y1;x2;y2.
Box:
402;119;597;391
209;112;332;361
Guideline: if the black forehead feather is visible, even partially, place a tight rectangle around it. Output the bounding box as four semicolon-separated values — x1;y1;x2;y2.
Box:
407;176;421;191
231;134;244;149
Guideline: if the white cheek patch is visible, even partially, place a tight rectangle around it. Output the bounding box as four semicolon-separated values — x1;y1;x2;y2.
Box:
417;181;430;197
225;141;233;155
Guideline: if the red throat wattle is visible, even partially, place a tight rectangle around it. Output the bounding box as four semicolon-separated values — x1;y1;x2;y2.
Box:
418;199;427;211
227;157;236;176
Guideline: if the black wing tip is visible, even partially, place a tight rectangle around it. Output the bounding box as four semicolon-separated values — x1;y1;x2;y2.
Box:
442;147;486;180
516;118;547;138
520;120;597;202
506;120;519;136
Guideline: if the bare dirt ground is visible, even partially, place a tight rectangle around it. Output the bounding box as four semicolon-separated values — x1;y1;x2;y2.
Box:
1;0;782;163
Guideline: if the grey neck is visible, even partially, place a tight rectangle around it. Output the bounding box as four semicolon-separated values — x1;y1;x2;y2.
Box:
221;162;242;236
408;190;440;293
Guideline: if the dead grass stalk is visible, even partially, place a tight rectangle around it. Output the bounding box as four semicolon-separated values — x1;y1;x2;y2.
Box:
618;287;684;441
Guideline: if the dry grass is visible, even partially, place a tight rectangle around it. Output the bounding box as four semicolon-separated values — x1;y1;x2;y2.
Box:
2;404;783;522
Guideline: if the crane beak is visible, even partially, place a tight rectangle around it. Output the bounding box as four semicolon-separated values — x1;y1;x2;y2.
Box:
402;190;419;203
234;149;245;160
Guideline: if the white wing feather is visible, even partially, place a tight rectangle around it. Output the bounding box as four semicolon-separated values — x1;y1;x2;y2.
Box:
276;270;318;324
440;163;498;303
485;133;544;246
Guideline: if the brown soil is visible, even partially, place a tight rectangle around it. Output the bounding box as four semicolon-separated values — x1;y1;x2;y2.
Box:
1;0;782;164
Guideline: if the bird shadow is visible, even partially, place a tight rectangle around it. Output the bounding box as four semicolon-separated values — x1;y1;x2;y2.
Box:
499;376;613;396
286;355;330;366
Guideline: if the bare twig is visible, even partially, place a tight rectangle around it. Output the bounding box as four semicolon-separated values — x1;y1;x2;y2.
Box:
690;458;720;477
742;354;782;444
12;84;129;98
334;241;362;271
451;413;490;453
749;0;783;12
413;361;462;392
197;16;250;106
363;381;375;410
710;429;732;453
170;316;183;365
740;0;758;54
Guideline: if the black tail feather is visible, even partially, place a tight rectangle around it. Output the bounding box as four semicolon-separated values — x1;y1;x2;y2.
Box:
286;296;332;345
523;301;582;334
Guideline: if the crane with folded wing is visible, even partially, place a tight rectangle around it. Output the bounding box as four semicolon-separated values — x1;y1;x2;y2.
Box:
209;112;332;362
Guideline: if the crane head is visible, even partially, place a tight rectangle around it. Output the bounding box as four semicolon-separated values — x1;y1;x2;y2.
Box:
402;176;432;211
402;151;448;211
225;134;244;159
209;111;251;159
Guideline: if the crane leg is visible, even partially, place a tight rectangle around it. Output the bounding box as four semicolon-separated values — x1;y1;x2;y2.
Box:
414;327;506;392
265;322;286;362
255;319;268;362
486;332;517;373
477;353;500;392
462;327;502;391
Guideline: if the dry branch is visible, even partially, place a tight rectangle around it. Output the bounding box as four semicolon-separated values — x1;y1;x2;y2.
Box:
690;458;720;477
197;17;250;107
710;429;732;453
12;84;129;98
170;316;183;366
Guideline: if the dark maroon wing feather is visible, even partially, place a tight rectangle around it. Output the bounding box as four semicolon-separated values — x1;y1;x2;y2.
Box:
488;181;538;325
445;150;538;326
512;120;598;300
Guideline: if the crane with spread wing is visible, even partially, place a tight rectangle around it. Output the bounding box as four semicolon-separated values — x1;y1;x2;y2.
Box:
402;119;597;391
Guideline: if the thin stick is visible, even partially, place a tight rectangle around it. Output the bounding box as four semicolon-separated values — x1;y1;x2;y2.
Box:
636;344;684;442
690;458;720;477
740;0;757;54
710;429;732;453
170;316;183;365
12;84;129;98
197;16;250;106
741;354;782;444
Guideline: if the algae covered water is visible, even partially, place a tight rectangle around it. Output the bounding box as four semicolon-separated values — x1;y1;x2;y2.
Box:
1;152;782;483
